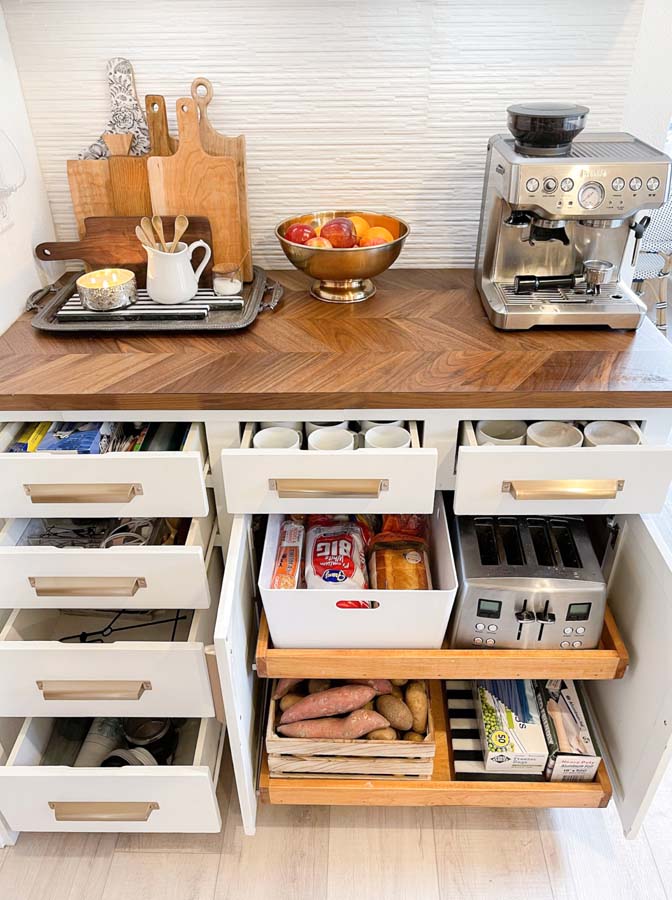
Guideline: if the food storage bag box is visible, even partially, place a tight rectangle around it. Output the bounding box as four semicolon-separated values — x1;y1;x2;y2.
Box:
36;422;121;454
535;679;602;782
473;679;548;774
258;493;458;649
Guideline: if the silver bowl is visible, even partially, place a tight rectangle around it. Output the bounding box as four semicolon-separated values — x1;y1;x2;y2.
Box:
275;210;409;303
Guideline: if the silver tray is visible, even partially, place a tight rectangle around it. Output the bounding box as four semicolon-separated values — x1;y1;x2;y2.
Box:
29;266;283;333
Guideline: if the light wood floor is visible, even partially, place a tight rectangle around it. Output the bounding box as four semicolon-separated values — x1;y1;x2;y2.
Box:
1;744;670;900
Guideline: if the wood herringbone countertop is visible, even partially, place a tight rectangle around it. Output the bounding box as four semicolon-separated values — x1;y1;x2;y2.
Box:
2;268;672;411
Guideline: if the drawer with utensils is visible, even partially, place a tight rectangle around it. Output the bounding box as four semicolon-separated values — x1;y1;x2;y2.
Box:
454;420;672;515
0;508;215;610
0;715;224;833
0;422;208;518
221;421;438;513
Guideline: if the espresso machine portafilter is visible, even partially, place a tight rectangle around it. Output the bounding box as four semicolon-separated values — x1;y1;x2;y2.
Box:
475;102;672;329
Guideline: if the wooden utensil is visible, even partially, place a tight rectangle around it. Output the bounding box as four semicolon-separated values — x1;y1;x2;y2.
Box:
148;98;242;271
102;133;152;218
146;95;177;155
135;225;150;247
35;216;214;287
140;216;158;249
191;77;252;281
171;214;189;252
152;215;169;252
67;160;115;238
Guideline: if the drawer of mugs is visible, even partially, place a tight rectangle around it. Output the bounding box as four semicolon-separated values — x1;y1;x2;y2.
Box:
0;715;223;833
0;421;208;518
454;419;672;515
221;420;438;513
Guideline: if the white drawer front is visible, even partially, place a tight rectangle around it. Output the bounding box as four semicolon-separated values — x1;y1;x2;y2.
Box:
0;717;223;832
0;423;208;518
454;421;672;515
0;515;214;610
222;422;437;513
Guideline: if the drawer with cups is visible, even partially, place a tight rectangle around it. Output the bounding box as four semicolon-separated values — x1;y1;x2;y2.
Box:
0;421;208;518
222;420;438;513
454;419;672;515
0;715;224;833
0;548;222;718
0;509;215;610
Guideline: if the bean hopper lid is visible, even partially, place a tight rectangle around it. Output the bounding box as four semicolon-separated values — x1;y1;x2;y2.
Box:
507;102;590;156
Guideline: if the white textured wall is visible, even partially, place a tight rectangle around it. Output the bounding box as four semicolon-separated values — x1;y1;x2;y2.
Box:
4;0;644;268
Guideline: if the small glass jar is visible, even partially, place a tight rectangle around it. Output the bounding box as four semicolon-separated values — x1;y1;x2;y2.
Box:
212;263;243;296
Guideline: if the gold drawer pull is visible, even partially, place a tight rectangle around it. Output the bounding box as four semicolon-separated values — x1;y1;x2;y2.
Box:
36;680;152;701
29;576;147;598
23;483;143;504
269;478;389;499
48;801;159;822
502;479;625;501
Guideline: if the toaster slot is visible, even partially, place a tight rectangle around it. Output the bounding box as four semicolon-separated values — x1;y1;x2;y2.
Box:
528;518;555;567
475;518;499;565
499;518;526;566
550;518;582;569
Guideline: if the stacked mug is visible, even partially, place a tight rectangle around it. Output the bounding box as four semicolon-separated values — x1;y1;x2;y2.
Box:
475;419;640;448
252;420;412;451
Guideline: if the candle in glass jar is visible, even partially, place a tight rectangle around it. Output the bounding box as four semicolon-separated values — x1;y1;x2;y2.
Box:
76;268;137;311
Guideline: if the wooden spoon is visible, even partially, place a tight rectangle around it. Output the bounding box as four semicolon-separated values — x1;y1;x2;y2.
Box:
140;216;157;248
170;214;189;252
152;215;168;252
135;224;151;247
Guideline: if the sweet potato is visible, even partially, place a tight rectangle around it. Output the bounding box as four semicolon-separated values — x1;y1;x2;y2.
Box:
277;709;389;739
405;681;428;734
279;693;303;712
279;684;376;725
376;694;413;731
403;731;424;742
308;679;331;694
273;678;303;700
367;727;398;741
347;679;393;695
391;679;408;686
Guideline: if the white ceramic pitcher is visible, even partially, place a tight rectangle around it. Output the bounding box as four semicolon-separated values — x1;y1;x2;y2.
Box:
145;240;212;304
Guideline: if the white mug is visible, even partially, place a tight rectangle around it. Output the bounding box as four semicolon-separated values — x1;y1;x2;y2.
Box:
305;421;349;436
145;240;212;305
475;420;527;446
583;421;640;447
359;420;404;433
308;428;355;451
526;421;583;448
260;421;303;433
253;426;301;450
364;424;411;449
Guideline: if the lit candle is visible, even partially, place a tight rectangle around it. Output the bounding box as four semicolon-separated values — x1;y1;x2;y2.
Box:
76;268;137;311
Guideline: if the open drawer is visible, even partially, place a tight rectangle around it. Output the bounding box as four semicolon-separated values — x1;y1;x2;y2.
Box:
0;422;208;518
0;507;215;610
0;716;224;832
454;420;672;515
0;547;222;718
221;421;437;513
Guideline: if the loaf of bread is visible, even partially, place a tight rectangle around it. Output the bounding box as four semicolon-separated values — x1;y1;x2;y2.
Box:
369;544;431;590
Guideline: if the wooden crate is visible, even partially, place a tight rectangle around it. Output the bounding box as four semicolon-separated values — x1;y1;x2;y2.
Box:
266;681;435;778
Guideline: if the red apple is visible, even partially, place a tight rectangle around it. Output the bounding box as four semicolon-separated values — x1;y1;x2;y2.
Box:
306;236;333;248
284;223;317;245
359;235;387;247
321;217;357;248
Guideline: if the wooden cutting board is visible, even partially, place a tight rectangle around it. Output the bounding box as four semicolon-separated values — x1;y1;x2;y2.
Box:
191;77;252;281
146;95;178;155
103;134;152;218
35;216;214;287
67;160;115;239
148;97;242;271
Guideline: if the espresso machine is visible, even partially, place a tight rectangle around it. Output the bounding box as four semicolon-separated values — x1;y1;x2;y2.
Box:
475;102;672;329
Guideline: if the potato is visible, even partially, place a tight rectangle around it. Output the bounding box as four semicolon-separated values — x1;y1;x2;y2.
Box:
405;681;428;734
376;694;413;731
390;685;404;699
278;709;389;739
273;678;303;700
278;693;303;712
308;679;331;694
391;679;408;687
279;685;376;725
403;731;424;742
363;700;375;711
367;727;398;741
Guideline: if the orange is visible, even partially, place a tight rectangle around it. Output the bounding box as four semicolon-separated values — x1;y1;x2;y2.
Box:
348;215;371;240
362;225;394;243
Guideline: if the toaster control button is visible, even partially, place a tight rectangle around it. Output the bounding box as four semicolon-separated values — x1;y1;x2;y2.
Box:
487;624;498;632
560;641;571;648
572;640;583;648
563;627;573;635
475;623;485;631
515;610;536;623
576;626;586;635
536;612;556;624
485;638;496;646
473;637;484;645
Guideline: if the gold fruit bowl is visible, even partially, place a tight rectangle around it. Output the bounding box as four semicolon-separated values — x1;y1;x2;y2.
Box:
275;210;409;303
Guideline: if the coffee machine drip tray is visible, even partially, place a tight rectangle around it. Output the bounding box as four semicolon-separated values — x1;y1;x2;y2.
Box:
490;282;646;328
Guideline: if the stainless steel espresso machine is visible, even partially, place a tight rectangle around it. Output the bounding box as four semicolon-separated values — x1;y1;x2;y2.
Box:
475;102;672;329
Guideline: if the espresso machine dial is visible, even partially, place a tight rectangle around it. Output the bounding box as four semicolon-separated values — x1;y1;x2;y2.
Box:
578;181;605;210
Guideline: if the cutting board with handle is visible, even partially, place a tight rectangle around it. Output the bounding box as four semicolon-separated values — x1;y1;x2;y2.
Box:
103;133;152;217
146;95;178;155
191;77;252;281
35;216;214;287
148;97;242;271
